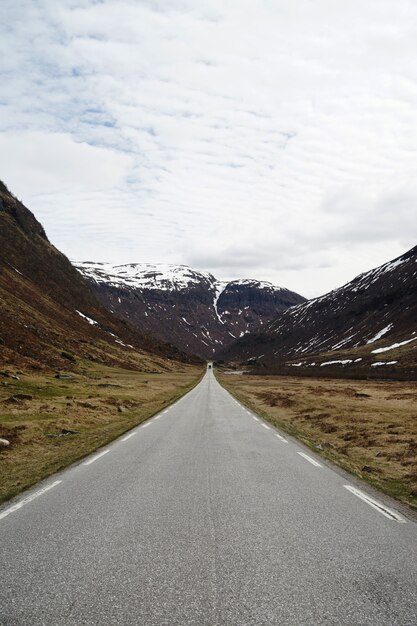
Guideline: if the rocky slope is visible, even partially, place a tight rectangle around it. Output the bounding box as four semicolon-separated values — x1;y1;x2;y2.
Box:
0;181;193;372
220;245;417;380
75;262;305;359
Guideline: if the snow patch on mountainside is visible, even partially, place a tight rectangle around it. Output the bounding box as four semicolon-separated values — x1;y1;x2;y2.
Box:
75;310;98;326
367;324;393;344
372;336;417;354
227;279;284;292
320;359;353;366
212;281;227;323
371;361;398;366
75;262;216;291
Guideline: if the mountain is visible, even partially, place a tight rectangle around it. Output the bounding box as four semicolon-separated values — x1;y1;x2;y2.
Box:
75;262;306;359
0;181;193;372
219;245;417;380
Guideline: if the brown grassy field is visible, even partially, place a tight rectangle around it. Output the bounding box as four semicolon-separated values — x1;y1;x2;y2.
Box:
218;372;417;510
0;362;203;503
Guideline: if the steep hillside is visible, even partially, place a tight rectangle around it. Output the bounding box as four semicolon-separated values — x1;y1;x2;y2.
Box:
75;262;305;359
220;246;417;379
0;182;193;372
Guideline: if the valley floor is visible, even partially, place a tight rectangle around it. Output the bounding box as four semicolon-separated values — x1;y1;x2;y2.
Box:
0;363;203;503
218;371;417;510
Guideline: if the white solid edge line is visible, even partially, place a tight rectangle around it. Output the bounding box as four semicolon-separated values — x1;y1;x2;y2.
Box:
0;480;62;521
261;423;271;430
121;432;137;441
83;449;110;466
275;433;288;443
344;485;406;523
297;451;323;467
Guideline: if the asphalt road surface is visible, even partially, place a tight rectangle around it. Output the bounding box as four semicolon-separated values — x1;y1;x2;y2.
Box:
1;368;417;625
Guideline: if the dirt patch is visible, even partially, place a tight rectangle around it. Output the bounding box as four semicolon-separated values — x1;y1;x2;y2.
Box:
255;391;296;408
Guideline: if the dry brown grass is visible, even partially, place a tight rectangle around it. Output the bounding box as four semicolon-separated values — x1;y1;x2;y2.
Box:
0;362;203;503
218;372;417;510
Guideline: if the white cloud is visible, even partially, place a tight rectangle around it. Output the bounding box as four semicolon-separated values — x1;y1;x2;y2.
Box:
1;0;417;298
0;131;132;196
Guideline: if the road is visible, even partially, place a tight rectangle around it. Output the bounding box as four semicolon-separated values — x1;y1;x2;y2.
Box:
1;368;417;625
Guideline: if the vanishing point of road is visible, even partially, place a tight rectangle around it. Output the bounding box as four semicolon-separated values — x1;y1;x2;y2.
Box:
1;367;417;625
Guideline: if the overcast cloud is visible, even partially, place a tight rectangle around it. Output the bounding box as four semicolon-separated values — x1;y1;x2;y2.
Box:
1;0;416;297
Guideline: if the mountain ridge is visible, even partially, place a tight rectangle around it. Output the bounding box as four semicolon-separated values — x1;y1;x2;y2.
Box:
219;244;417;379
0;181;195;372
75;261;306;359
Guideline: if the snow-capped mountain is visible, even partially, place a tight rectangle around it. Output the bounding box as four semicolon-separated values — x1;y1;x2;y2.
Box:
77;263;214;292
220;245;417;379
75;262;305;359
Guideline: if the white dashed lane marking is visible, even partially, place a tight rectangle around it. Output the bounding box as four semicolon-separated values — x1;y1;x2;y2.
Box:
297;452;323;468
275;434;288;443
0;481;62;522
121;432;136;442
83;450;110;466
344;485;406;523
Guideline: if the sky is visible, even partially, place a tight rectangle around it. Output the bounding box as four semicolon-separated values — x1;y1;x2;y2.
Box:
1;0;416;298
